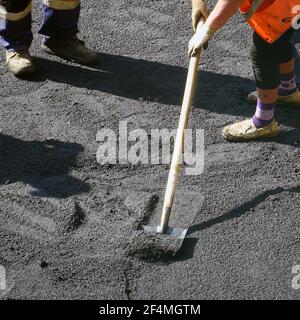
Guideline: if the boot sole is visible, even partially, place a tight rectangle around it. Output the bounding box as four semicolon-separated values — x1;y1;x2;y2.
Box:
222;130;280;142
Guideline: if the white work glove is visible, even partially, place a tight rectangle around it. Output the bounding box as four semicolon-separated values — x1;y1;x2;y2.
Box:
188;24;215;57
192;0;210;32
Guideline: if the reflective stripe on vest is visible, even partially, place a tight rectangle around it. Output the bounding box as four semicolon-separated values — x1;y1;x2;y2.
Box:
243;0;264;20
0;3;32;21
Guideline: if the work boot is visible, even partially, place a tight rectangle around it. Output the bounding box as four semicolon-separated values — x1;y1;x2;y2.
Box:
247;89;300;107
6;49;35;77
222;119;279;141
41;35;97;65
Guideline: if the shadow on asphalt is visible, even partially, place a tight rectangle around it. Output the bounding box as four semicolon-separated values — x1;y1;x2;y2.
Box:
32;53;256;109
0;134;90;198
173;237;199;262
31;54;300;134
187;185;300;236
171;186;300;262
148;185;300;263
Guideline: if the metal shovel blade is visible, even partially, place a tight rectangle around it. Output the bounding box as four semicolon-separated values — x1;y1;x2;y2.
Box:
142;225;188;240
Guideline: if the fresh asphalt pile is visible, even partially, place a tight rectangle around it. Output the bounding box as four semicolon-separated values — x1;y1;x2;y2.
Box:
0;0;299;299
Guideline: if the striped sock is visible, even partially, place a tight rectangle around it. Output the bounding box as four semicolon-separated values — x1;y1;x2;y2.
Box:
279;72;297;97
252;99;275;129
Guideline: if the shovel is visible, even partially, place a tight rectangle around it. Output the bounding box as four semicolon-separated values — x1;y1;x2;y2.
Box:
142;21;204;241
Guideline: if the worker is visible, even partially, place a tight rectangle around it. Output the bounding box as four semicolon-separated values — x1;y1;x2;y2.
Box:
0;0;97;77
190;0;300;141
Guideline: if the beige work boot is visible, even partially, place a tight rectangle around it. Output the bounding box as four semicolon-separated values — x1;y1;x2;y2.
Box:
222;119;279;141
247;89;300;107
6;49;35;77
41;35;97;65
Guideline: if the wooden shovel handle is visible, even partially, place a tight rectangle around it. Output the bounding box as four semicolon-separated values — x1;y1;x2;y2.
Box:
159;21;204;233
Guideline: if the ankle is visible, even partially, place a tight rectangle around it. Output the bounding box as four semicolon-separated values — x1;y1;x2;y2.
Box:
279;71;297;96
252;100;275;129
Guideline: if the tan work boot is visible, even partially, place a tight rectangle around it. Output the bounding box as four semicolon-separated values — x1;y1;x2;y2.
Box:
6;49;35;77
41;35;97;65
222;119;279;141
247;89;300;107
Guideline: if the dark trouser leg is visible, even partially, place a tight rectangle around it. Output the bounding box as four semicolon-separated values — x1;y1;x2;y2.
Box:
39;0;96;65
38;0;80;38
250;29;295;90
250;29;295;128
0;0;32;51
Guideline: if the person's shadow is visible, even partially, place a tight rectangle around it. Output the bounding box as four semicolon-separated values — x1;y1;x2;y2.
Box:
31;52;300;147
34;53;254;110
0;133;90;198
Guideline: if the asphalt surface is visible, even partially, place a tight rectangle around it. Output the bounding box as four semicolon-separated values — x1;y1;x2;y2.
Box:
0;0;299;300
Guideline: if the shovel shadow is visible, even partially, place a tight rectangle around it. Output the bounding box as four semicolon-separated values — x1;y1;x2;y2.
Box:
187;185;300;236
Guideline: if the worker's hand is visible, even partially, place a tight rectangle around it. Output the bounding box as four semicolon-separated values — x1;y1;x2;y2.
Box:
192;0;209;32
188;23;215;57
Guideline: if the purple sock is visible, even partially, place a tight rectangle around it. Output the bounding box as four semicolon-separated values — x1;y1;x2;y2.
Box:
279;72;297;96
252;99;275;129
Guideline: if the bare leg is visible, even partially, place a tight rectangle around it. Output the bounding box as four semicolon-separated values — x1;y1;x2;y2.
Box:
280;59;294;75
256;87;278;104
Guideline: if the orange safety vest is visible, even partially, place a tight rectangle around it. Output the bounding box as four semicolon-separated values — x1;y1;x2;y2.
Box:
240;0;299;43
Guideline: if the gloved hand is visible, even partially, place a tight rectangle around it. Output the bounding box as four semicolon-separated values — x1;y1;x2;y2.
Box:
192;0;209;32
188;23;215;56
